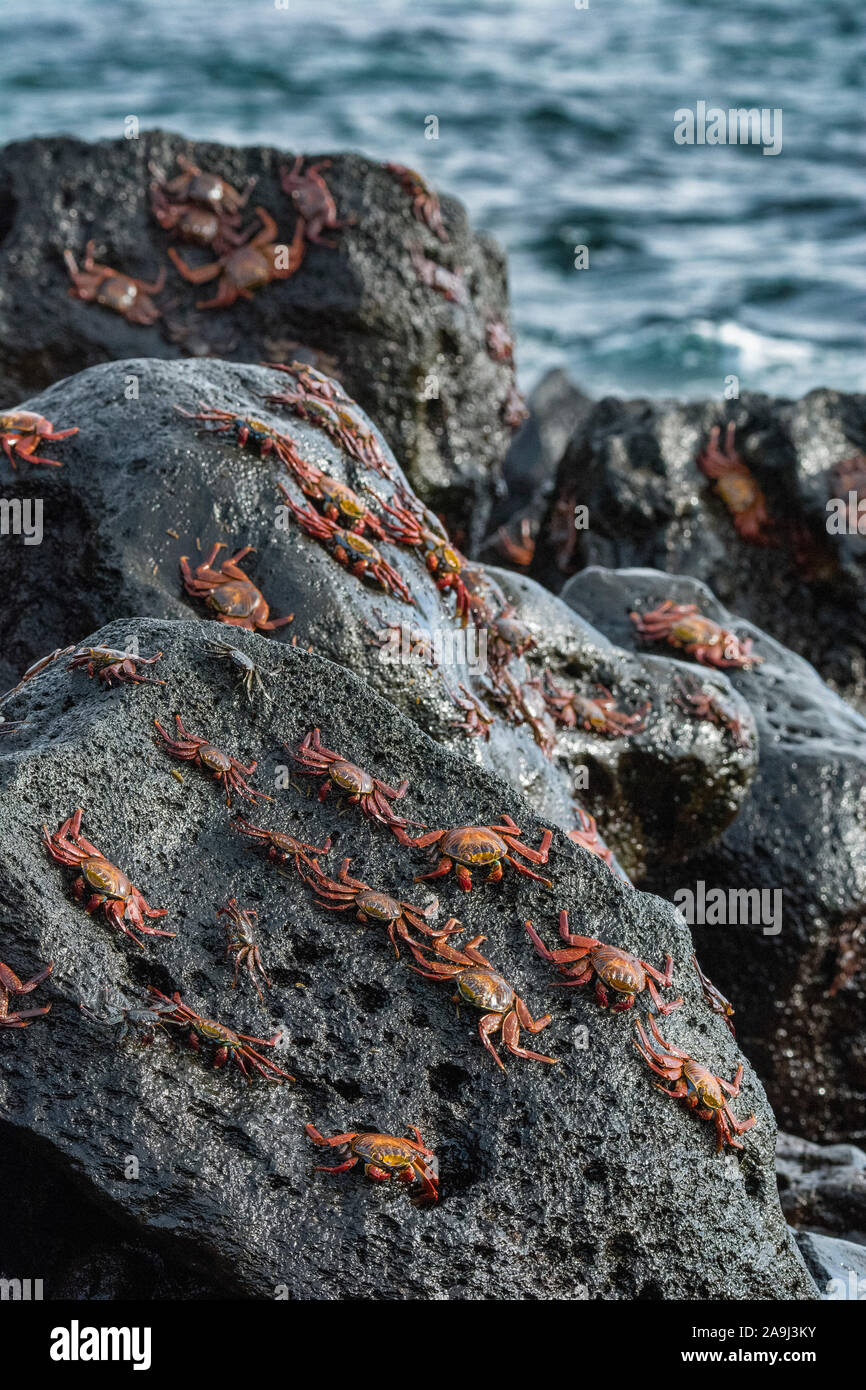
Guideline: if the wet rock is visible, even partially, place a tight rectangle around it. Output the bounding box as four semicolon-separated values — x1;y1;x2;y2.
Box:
531;391;866;708
777;1133;866;1244
0;615;814;1299
0;357;754;872
561;565;866;1143
0;131;515;542
794;1232;866;1300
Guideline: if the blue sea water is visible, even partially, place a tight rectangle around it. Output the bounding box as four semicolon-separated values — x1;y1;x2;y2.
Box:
1;0;863;401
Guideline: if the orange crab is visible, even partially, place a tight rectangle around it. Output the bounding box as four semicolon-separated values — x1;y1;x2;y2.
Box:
232;816;332;874
525;910;682;1015
180;542;294;633
540;672;649;736
168;208;306;309
0;956;52;1029
404;932;557;1071
66;646;164;687
634;1012;755;1152
305;1123;439;1204
277;476;385;539
64;242;165;324
396;814;553;892
384;163;448;242
630;601;761;670
378;487;475;622
154;714;271;807
292;728;421;831
300;856;453;957
43;809;174;949
697;423;775;546
0;411;79;470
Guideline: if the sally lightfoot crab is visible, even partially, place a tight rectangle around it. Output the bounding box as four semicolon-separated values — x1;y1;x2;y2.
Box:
292;728;421;830
284;496;411;602
630;601;761;670
692;954;736;1036
281;157;352;246
154;714;271;807
698;423;775;546
540;672;649;736
301;856;452;957
168;208;306;309
396;815;553;892
0;411;79;470
384;163;448;242
305;1124;439;1204
180;542;294;633
0;956;52;1028
175;403;320;486
64;242;165;324
205;640;275;704
43;809;174;949
525;910;682;1015
147;987;294;1082
634;1012;755;1152
67;646;165;687
232;817;332;875
404;933;557;1071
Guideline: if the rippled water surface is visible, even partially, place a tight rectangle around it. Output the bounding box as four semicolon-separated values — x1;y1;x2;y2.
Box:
2;0;863;398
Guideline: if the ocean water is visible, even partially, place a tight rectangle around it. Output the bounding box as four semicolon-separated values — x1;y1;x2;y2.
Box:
1;0;863;401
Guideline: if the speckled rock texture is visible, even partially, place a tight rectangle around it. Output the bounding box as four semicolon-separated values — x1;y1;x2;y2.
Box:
562;566;866;1144
0;617;814;1300
0;131;517;542
0;357;755;872
528;390;866;710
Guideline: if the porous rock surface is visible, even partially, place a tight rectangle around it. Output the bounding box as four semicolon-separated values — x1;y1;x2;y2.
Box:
562;566;866;1143
0;357;755;871
530;390;866;709
0;131;516;542
0;616;814;1299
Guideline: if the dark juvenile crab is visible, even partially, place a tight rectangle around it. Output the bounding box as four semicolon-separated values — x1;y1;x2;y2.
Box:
0;956;52;1029
410;248;467;305
630;601;761;670
280;157;352;246
180;542;294;633
43;809;174;949
80;983;177;1043
168;209;306;309
525;910;682;1015
205;640;274;704
292;728;421;831
175;403;320;486
404;932;557;1071
219;898;271;1001
147;987;294;1083
539;672;649;737
0;411;79;470
232;816;332;875
698;423;775;546
396;814;553;893
154;714;271;807
448;683;495;741
284;496;412;602
64;242;165;324
306;1123;439;1204
300;856;451;958
384;163;448;241
673;674;751;749
692;954;736;1035
485;668;556;757
634;1012;755;1153
568;806;632;884
67;646;165;688
277;476;385;539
